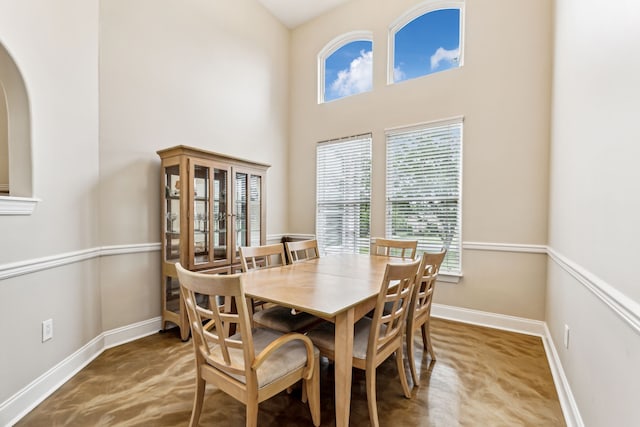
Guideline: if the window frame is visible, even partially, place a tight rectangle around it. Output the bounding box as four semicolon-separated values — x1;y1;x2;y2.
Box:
317;31;374;104
315;133;372;255
388;0;465;85
385;116;464;276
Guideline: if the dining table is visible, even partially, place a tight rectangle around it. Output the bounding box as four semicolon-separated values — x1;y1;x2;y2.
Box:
241;252;414;427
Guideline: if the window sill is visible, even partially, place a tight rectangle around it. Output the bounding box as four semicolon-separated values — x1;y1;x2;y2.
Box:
438;272;462;284
0;196;40;215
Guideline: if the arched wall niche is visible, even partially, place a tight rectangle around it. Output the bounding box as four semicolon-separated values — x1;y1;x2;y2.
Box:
0;39;36;214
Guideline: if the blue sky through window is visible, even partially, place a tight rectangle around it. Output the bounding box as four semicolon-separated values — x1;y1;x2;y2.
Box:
394;9;460;82
324;40;373;102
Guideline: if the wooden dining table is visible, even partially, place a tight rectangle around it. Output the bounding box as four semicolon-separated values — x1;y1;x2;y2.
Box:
242;253;414;427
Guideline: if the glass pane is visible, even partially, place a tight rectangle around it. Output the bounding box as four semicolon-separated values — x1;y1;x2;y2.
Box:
235;172;248;253
164;165;180;262
324;40;373;102
250;175;261;246
193;165;210;265
213;168;228;261
394;9;461;83
165;276;180;314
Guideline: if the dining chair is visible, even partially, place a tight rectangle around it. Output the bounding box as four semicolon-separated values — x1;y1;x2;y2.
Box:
285;239;320;264
176;263;321;427
406;250;446;386
306;258;421;427
371;237;418;259
239;244;319;333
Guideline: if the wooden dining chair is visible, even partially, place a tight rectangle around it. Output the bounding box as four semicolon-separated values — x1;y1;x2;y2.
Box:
371;237;418;259
239;244;319;333
175;263;321;427
306;259;421;427
406;250;446;385
285;239;320;264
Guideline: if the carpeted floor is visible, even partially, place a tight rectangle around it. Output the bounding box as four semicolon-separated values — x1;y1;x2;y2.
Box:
16;318;565;426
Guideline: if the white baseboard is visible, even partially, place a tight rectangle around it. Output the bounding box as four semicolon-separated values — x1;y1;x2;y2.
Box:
432;303;582;427
431;303;547;336
1;317;162;427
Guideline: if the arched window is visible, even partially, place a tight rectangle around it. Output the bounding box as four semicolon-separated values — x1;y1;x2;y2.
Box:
389;1;464;84
318;31;373;103
0;41;36;214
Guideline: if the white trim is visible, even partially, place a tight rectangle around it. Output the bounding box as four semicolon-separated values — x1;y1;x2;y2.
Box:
431;303;547;336
547;246;640;334
0;183;9;192
463;241;548;254
0;195;40;215
1;317;162;426
541;324;585;427
0;244;161;281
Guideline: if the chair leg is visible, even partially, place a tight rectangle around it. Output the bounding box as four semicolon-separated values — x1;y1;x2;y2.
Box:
395;346;412;398
365;366;380;427
406;327;419;387
246;400;258;427
305;356;321;427
421;322;436;360
189;375;206;427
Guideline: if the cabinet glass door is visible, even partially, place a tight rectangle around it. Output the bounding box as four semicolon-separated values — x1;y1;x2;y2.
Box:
235;172;248;259
193;165;210;266
213;167;229;263
249;174;262;246
164;165;181;262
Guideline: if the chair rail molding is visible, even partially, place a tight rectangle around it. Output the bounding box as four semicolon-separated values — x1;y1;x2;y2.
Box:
547;246;640;334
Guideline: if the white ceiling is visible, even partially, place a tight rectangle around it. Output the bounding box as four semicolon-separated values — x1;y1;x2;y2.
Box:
257;0;351;28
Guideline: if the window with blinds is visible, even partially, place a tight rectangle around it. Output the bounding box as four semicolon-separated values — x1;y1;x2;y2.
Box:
386;118;462;274
316;134;372;255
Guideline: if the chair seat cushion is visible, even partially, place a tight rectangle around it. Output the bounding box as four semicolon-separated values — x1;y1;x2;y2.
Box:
306;317;378;360
210;328;318;389
253;305;319;333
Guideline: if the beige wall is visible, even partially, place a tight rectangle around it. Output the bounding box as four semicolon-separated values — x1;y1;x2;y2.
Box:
547;0;640;425
0;0;100;406
289;0;552;319
0;83;7;188
98;0;290;330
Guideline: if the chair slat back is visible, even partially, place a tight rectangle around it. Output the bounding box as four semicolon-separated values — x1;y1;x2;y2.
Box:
371;237;418;259
411;250;447;324
368;259;421;356
239;243;287;271
285;239;320;263
176;263;255;379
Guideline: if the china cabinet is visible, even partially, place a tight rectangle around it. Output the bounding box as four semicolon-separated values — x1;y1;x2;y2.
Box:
157;145;269;340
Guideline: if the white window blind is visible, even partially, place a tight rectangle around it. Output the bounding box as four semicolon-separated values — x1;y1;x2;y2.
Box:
386;118;462;274
316;134;372;255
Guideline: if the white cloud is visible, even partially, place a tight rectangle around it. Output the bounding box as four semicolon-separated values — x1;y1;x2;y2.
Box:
393;66;406;82
330;50;373;97
430;47;460;70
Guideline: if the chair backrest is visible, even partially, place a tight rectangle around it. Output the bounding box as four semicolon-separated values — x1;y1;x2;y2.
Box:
285;239;320;264
176;263;256;383
239;243;287;272
371;237;418;259
410;250;447;325
368;259;421;358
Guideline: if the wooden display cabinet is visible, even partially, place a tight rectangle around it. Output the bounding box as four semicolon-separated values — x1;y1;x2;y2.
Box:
157;145;269;340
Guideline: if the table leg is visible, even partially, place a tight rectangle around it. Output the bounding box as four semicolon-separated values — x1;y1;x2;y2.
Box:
334;308;355;427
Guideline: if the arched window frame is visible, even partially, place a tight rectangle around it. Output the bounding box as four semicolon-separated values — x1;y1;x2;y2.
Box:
317;30;374;104
388;0;465;85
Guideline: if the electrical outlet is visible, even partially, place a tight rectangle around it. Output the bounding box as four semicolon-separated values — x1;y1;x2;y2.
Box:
42;319;53;342
563;324;570;349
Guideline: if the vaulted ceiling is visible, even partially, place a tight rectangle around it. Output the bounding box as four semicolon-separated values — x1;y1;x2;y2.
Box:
256;0;351;28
